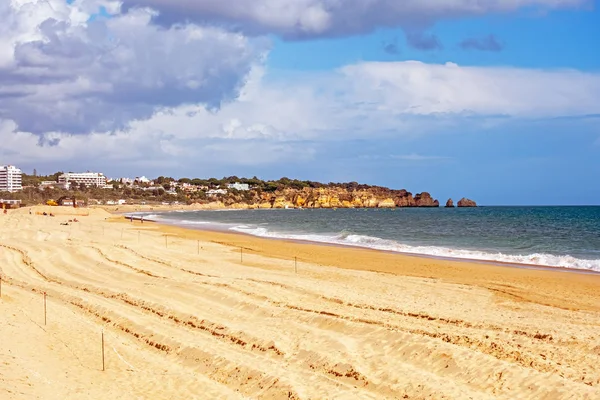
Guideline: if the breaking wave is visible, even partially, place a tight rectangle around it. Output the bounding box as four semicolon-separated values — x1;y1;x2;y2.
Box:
229;226;600;272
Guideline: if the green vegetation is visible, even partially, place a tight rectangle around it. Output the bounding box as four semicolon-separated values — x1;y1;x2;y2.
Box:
1;173;384;206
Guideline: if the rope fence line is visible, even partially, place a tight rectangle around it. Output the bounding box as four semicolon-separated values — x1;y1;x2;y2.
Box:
0;214;317;383
70;219;305;274
0;290;90;372
0;281;281;382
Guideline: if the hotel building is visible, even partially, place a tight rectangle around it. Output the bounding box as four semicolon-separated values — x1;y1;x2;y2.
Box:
0;165;23;192
58;172;107;188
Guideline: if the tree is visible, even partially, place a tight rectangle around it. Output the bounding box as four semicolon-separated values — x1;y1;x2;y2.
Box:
264;182;279;192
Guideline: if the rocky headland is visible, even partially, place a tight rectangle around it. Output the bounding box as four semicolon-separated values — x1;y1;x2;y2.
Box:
201;187;466;209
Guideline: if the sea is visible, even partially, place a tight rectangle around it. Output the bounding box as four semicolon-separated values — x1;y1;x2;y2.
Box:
134;206;600;273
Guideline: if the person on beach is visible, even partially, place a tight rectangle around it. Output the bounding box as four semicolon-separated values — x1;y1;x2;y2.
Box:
141;216;144;224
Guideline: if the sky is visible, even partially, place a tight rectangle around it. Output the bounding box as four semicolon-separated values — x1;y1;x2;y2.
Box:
0;0;599;205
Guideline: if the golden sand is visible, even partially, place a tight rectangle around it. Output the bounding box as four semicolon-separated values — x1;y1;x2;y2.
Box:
1;206;599;399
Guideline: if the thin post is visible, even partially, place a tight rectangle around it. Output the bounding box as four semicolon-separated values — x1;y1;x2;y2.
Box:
295;257;297;274
240;247;243;263
44;292;47;325
197;240;200;255
101;329;105;371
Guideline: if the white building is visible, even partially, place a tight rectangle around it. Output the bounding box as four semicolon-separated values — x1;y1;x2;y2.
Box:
39;180;69;190
58;172;107;188
0;165;23;192
135;176;151;184
207;189;227;196
227;182;250;191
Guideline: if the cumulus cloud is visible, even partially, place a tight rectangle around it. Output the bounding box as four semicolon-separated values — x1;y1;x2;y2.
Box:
2;60;600;173
119;0;589;38
0;0;267;134
460;34;504;51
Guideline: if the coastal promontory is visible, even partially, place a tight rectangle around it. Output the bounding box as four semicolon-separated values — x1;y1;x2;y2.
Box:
14;173;478;210
217;186;443;209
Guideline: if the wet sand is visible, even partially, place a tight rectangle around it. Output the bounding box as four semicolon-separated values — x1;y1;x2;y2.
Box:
1;206;599;399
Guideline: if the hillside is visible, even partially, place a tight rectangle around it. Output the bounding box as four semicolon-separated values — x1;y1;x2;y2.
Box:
5;175;477;208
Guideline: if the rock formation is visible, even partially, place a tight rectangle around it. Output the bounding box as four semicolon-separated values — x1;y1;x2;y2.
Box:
207;186;450;209
413;192;440;207
457;198;477;207
377;198;396;208
445;198;454;208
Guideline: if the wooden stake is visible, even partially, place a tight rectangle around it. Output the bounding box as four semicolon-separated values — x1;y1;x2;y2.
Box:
197;240;200;255
101;329;105;371
44;292;47;325
240;247;243;263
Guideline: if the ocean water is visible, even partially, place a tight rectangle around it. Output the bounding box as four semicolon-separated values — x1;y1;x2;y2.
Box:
137;207;600;272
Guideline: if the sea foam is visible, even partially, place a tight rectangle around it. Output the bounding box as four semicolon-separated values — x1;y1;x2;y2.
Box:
229;225;600;272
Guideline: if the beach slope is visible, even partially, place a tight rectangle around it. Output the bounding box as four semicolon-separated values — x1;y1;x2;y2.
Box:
1;206;599;399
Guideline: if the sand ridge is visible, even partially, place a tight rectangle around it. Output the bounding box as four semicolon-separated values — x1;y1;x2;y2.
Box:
1;206;599;399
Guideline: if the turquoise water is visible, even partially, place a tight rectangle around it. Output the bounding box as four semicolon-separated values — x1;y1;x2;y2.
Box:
140;207;600;272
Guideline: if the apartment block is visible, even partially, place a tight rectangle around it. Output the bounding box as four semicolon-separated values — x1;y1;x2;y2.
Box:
58;172;107;188
0;165;23;192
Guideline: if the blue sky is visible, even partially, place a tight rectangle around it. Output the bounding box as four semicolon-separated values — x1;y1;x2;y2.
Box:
1;0;599;205
269;8;600;71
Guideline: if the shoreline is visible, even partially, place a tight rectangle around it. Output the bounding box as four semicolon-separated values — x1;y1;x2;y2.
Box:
121;212;600;277
112;213;600;312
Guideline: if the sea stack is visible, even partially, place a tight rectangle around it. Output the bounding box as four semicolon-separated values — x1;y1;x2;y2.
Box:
414;192;440;207
457;198;477;207
445;198;454;208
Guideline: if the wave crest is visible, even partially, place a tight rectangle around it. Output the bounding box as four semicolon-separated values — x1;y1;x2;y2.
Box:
230;226;600;272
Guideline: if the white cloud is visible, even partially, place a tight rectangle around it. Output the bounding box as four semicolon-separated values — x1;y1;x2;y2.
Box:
0;0;267;134
340;61;600;118
2;60;599;173
119;0;589;38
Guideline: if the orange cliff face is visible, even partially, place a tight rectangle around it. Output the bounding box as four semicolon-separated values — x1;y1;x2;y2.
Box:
213;187;444;209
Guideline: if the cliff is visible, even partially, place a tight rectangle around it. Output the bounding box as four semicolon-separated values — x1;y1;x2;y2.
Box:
217;187;443;209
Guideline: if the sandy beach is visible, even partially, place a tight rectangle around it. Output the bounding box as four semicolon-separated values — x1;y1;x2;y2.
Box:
1;206;599;399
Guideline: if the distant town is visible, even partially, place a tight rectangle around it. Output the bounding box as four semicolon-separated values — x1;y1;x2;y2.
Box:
0;164;265;207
